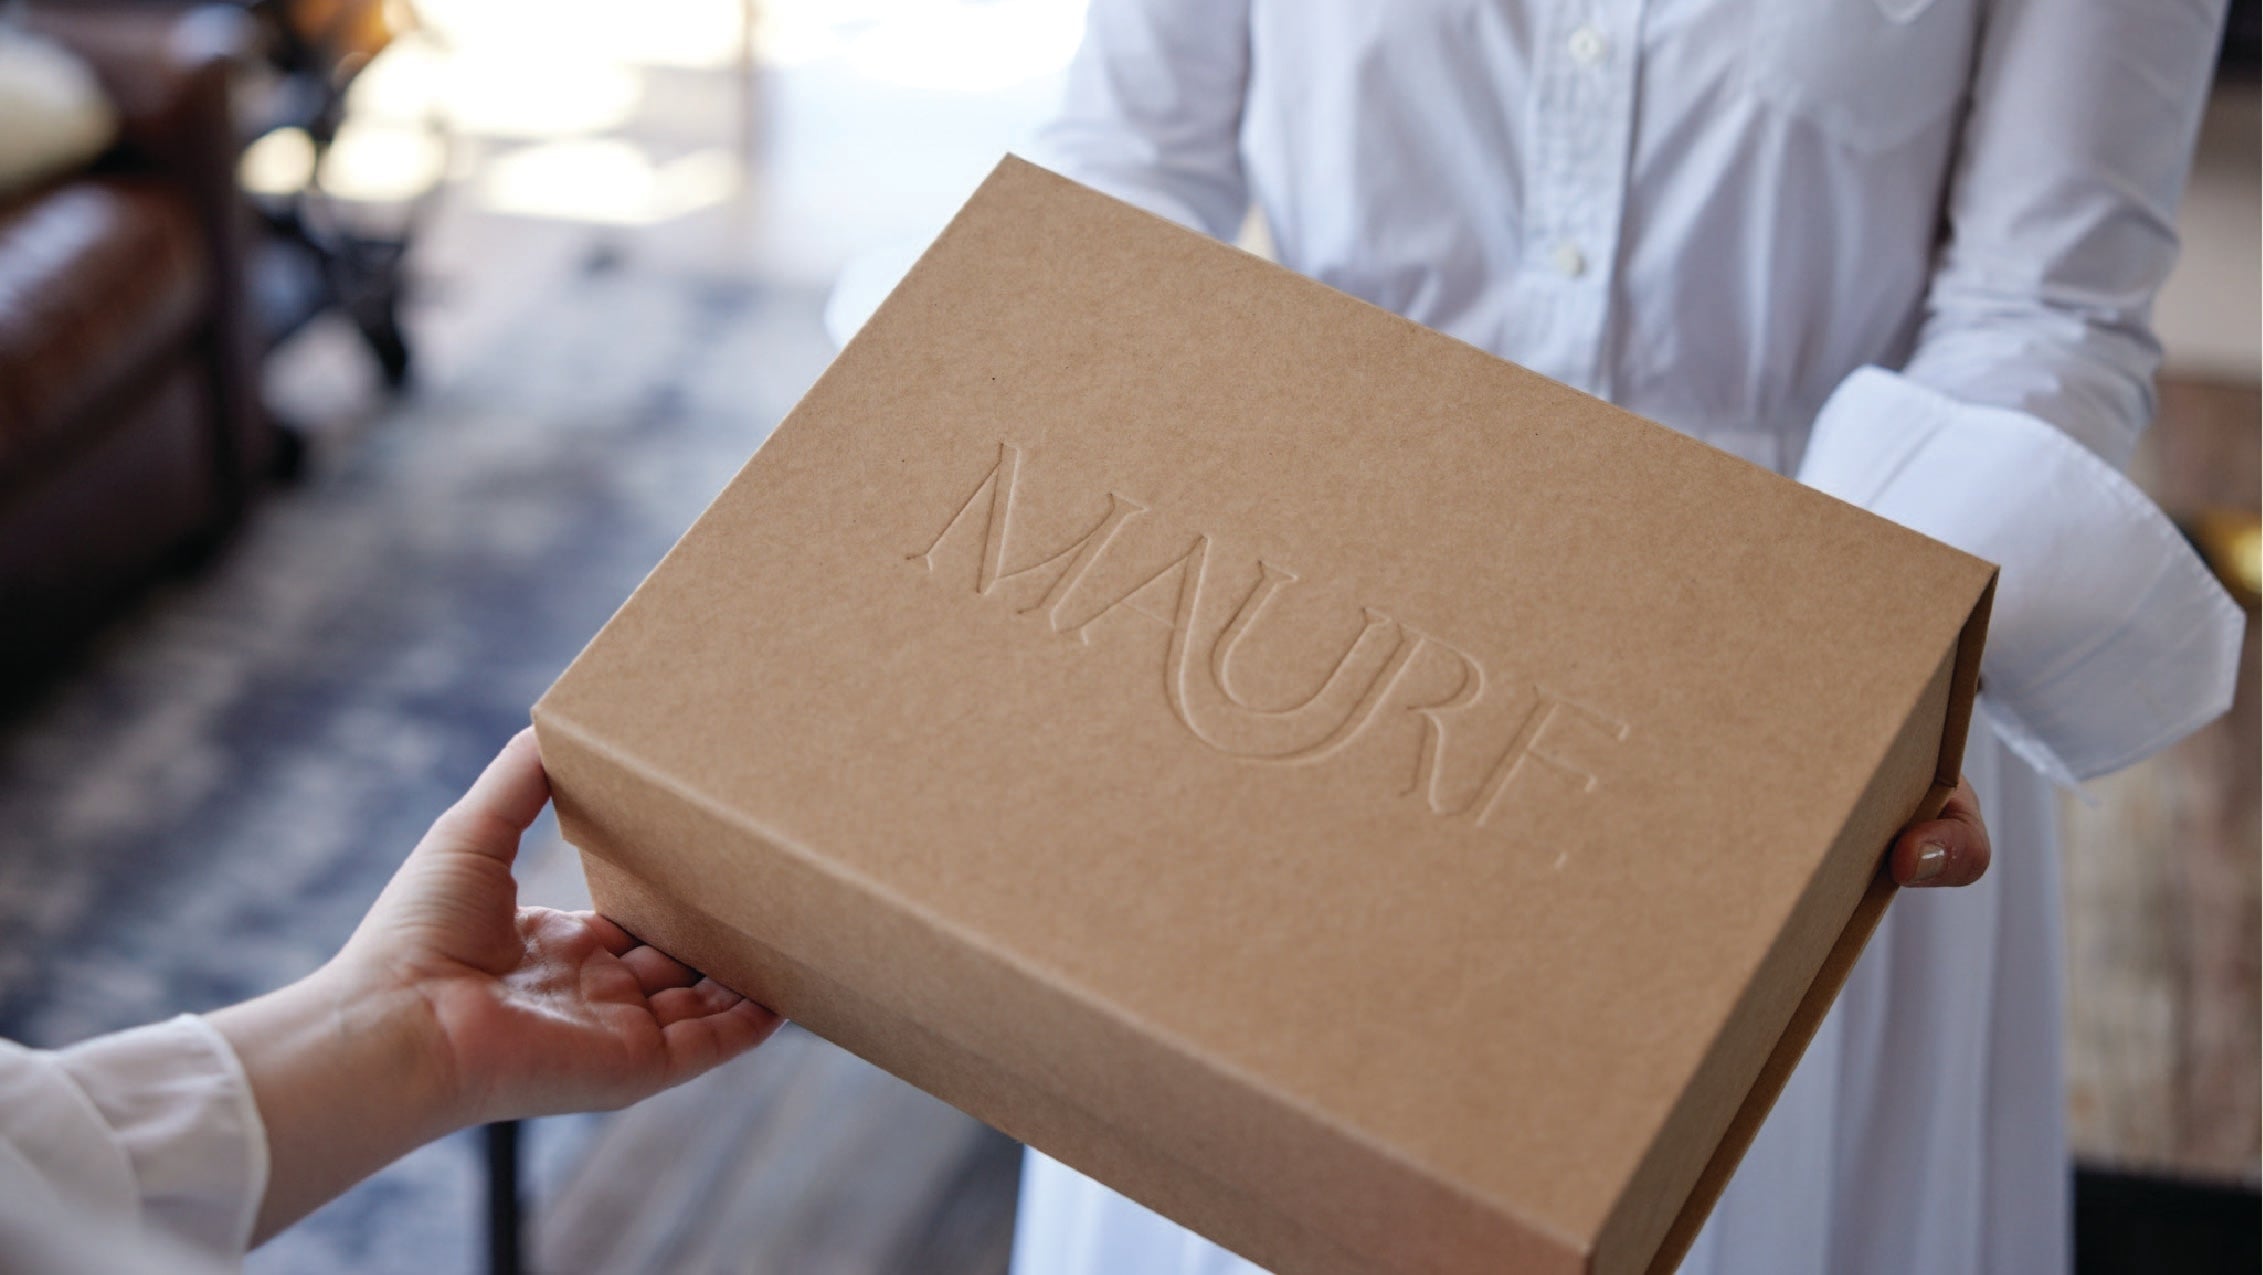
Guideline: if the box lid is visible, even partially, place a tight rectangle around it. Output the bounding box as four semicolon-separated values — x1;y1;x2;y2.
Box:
535;157;1995;1274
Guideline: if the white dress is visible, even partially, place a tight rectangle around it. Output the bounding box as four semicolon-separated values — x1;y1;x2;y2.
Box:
967;1;2247;1273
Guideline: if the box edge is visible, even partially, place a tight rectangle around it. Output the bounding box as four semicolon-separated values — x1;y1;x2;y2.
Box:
533;703;1589;1275
1625;571;1997;1275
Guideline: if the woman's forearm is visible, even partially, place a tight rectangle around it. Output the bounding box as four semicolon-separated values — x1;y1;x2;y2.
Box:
207;964;462;1245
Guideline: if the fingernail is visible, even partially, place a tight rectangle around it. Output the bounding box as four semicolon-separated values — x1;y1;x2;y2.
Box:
1908;841;1949;884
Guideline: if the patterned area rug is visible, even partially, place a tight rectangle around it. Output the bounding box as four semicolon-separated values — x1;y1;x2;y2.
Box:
0;247;831;1272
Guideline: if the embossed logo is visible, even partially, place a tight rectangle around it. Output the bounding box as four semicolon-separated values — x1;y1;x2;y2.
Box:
909;443;1629;844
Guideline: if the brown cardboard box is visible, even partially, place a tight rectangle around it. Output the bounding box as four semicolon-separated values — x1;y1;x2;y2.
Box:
533;157;1994;1275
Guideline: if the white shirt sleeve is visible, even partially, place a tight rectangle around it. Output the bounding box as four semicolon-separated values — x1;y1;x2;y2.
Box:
1800;370;2241;785
1796;0;2244;784
0;1015;268;1273
825;0;1255;349
1022;0;1253;240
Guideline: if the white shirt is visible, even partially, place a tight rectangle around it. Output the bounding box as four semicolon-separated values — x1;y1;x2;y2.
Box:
959;1;2246;1274
0;1015;263;1273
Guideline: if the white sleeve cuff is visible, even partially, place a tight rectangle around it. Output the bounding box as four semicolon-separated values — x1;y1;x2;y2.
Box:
55;1014;270;1263
1796;367;2244;785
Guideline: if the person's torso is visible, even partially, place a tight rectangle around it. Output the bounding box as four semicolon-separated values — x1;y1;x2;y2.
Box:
1239;0;1983;471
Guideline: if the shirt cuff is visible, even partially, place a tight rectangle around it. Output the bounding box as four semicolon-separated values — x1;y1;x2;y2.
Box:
55;1014;269;1263
1796;366;2245;785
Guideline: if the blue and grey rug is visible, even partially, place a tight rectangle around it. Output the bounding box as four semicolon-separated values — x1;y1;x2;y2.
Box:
0;248;831;1272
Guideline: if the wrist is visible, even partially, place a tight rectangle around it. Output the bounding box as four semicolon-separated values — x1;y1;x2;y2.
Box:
209;962;470;1243
311;958;473;1132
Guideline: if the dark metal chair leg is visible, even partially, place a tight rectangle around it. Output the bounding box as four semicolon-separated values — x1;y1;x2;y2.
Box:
486;1120;523;1275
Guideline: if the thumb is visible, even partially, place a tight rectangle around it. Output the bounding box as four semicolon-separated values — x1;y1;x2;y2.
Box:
421;729;552;868
1888;773;1990;888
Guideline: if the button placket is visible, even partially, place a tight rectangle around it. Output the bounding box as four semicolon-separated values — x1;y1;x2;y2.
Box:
1522;1;1641;394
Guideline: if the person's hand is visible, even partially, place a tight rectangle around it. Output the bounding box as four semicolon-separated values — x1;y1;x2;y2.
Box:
1886;773;1990;888
331;728;781;1125
212;728;779;1244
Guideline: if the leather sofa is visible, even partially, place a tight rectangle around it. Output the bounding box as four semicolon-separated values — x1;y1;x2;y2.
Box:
0;5;266;681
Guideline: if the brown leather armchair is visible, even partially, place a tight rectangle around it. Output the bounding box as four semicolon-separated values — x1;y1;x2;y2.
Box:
0;5;267;679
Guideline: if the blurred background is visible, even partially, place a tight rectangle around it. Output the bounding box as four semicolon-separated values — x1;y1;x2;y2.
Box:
0;2;2252;1273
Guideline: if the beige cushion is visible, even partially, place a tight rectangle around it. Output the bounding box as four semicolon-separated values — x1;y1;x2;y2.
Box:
0;28;117;197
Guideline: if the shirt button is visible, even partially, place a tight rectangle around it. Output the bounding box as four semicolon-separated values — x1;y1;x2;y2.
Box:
1551;240;1588;278
1568;25;1608;67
